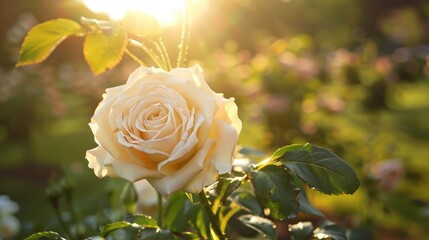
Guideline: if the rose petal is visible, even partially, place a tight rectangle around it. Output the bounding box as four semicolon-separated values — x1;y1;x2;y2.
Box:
209;119;239;174
184;163;218;193
165;76;217;125
157;109;205;175
86;146;117;178
148;139;215;195
215;97;242;134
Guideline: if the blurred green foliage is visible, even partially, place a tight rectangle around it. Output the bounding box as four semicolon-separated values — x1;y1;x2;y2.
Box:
1;0;429;239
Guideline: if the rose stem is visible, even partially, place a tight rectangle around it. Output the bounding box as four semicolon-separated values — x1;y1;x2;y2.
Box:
125;48;147;67
157;192;164;228
50;199;76;240
198;190;226;240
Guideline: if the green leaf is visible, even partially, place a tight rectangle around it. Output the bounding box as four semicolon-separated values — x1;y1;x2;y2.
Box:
99;221;138;237
288;222;314;240
239;214;277;239
164;192;189;231
298;191;325;217
216;176;243;204
185;192;201;205
279;143;360;195
83;26;127;75
313;222;347;240
183;207;210;239
124;214;158;228
346;227;374;240
24;231;65;240
270;144;311;160
250;165;300;220
17;18;82;66
230;191;263;216
180;232;200;240
137;228;174;240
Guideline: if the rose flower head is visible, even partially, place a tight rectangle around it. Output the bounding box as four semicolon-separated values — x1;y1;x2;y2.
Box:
86;65;242;195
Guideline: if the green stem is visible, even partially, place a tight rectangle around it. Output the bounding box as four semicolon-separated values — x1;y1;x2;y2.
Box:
129;39;167;69
51;201;75;240
176;0;192;67
158;36;172;70
220;206;240;233
125;48;147;67
199;190;225;240
157;192;163;228
64;191;81;238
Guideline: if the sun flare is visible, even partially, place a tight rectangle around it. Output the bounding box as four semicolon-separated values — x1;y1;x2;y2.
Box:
82;0;186;25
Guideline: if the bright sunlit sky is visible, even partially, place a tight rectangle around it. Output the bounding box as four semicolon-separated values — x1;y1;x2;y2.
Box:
82;0;187;25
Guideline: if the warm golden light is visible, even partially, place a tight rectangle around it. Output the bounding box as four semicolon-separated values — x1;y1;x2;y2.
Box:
82;0;186;25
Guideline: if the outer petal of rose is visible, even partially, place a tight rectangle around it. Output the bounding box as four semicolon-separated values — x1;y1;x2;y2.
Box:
169;64;212;93
215;97;242;134
225;98;242;134
148;139;215;195
112;159;161;182
86;146;117;178
124;72;171;96
86;146;160;181
124;66;153;86
184;163;218;193
209;119;239;174
90;85;137;161
89;118;133;164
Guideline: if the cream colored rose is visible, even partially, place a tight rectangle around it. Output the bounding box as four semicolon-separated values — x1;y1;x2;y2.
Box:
86;65;241;195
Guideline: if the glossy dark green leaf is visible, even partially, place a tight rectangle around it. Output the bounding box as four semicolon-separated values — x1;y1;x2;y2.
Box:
180;232;200;240
83;26;127;75
313;222;347;240
216;176;243;204
164;192;189;231
239;214;277;239
346;227;374;240
270;144;312;160
231;191;263;216
124;214;158;228
288;222;314;240
250;165;300;220
137;228;174;240
99;221;137;237
24;231;65;240
279;143;360;195
185;192;201;205
17;18;82;66
298;191;325;217
194;209;210;239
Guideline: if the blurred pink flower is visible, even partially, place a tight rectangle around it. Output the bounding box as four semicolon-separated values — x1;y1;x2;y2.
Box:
278;53;320;79
266;94;288;113
375;57;393;75
317;93;345;113
326;49;356;70
371;160;404;191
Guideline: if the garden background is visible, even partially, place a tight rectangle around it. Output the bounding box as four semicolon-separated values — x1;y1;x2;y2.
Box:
1;0;429;239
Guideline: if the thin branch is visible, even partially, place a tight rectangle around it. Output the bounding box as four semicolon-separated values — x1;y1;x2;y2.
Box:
125;48;147;67
176;0;192;68
158;36;173;70
157;192;164;228
129;39;167;69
